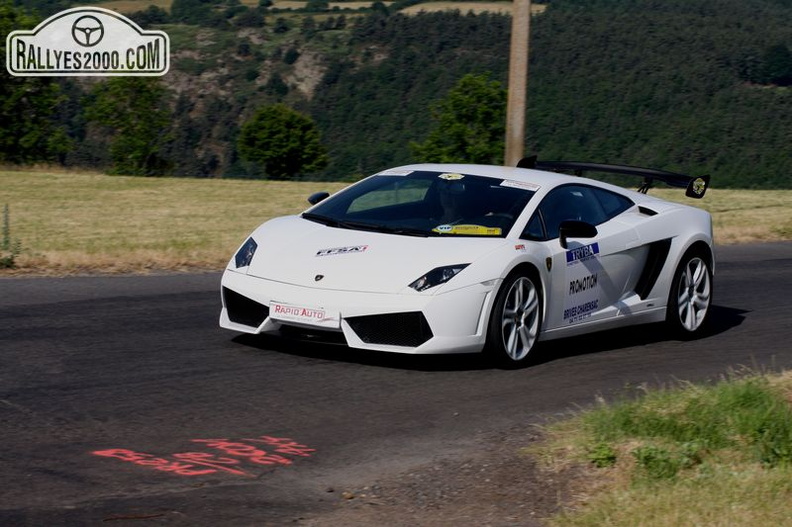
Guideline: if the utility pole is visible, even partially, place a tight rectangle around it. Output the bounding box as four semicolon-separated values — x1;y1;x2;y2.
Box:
504;0;531;166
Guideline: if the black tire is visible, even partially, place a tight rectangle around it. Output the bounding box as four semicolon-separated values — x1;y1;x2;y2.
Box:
485;270;543;367
666;250;713;337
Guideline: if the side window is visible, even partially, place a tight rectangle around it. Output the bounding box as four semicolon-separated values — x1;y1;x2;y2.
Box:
592;187;634;219
522;213;546;240
527;185;605;239
523;185;633;240
521;185;634;241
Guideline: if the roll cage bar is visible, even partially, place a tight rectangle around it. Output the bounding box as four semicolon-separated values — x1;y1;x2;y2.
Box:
517;156;710;199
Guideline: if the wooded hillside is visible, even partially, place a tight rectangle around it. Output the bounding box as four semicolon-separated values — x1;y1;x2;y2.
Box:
4;0;791;187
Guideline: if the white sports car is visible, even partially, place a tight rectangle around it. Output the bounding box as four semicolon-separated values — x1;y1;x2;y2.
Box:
220;159;713;367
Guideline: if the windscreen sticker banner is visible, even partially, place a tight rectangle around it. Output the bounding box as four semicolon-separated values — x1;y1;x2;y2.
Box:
563;242;601;324
376;169;413;176
438;173;465;180
432;224;502;236
500;179;541;192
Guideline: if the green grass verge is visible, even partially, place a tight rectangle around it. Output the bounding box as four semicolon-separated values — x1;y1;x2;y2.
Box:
0;168;790;274
533;371;792;526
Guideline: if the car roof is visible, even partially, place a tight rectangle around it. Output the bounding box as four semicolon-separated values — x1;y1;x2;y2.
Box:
387;162;675;207
388;163;592;189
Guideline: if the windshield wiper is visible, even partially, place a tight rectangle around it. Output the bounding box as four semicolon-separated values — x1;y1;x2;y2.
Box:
302;212;345;227
386;226;436;237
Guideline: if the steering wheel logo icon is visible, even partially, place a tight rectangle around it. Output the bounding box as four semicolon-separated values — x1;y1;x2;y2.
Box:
71;15;104;47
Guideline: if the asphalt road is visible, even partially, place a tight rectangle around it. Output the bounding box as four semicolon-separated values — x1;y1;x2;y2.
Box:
1;242;790;525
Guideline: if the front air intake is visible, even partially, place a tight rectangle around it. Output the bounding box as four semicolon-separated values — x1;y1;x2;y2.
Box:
346;312;433;347
223;287;269;328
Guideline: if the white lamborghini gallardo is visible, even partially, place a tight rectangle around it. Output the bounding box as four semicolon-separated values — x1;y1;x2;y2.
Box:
220;159;713;367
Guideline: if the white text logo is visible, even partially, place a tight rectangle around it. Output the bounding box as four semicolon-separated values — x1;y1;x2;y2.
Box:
6;7;169;77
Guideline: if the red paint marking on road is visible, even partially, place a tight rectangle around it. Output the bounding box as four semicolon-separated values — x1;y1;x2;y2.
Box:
191;439;293;466
91;435;315;478
242;435;316;457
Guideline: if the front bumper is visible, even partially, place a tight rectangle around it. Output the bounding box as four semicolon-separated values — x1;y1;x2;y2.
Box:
219;269;497;355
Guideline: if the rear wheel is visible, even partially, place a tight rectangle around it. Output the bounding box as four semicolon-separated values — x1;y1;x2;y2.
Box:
667;251;712;336
485;270;542;367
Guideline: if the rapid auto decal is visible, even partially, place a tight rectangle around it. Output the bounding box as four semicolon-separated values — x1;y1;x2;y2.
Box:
270;301;340;328
315;245;368;257
563;242;601;324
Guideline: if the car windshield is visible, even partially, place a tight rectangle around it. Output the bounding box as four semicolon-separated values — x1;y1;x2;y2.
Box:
303;170;536;237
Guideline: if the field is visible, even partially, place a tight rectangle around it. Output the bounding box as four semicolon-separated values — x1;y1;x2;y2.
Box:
1;169;790;275
96;0;173;13
0;169;346;274
94;0;540;14
400;2;546;15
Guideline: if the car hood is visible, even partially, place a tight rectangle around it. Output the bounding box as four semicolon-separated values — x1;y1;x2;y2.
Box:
244;215;506;294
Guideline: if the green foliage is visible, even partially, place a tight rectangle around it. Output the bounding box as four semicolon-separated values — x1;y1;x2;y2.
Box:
171;0;210;23
582;376;792;481
631;442;703;481
524;0;792;187
312;2;792;186
313;11;510;176
4;0;792;188
84;78;172;176
305;0;329;12
760;44;792;86
128;6;171;27
410;73;506;164
237;104;329;180
0;1;71;164
587;442;617;468
1;204;22;269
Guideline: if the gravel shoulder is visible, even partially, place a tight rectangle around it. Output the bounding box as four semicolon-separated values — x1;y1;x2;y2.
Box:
298;425;586;527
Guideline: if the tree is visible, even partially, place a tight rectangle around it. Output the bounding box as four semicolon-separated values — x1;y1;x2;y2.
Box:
0;1;71;164
237;104;329;180
411;73;507;164
762;44;792;86
305;0;329;12
170;0;212;24
85;78;172;176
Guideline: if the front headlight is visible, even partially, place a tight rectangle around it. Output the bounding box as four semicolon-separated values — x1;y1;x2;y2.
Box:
234;237;258;268
409;264;469;292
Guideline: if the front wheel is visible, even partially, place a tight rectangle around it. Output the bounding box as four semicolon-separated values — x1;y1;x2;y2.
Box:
666;252;713;336
485;271;543;367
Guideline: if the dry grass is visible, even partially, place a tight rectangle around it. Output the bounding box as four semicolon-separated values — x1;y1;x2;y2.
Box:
97;0;173;13
653;188;792;245
95;0;546;15
1;169;789;275
401;2;547;15
96;0;396;13
0;169;346;275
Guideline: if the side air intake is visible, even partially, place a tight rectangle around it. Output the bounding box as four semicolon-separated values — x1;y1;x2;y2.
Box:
346;312;433;347
635;239;672;300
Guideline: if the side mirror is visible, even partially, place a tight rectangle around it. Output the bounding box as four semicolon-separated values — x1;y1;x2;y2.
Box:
307;191;330;205
559;220;598;249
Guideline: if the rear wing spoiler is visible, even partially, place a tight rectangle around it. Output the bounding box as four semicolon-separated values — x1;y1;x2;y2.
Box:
517;156;710;199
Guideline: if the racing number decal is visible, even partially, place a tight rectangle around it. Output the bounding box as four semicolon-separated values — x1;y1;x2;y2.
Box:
563;243;601;324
